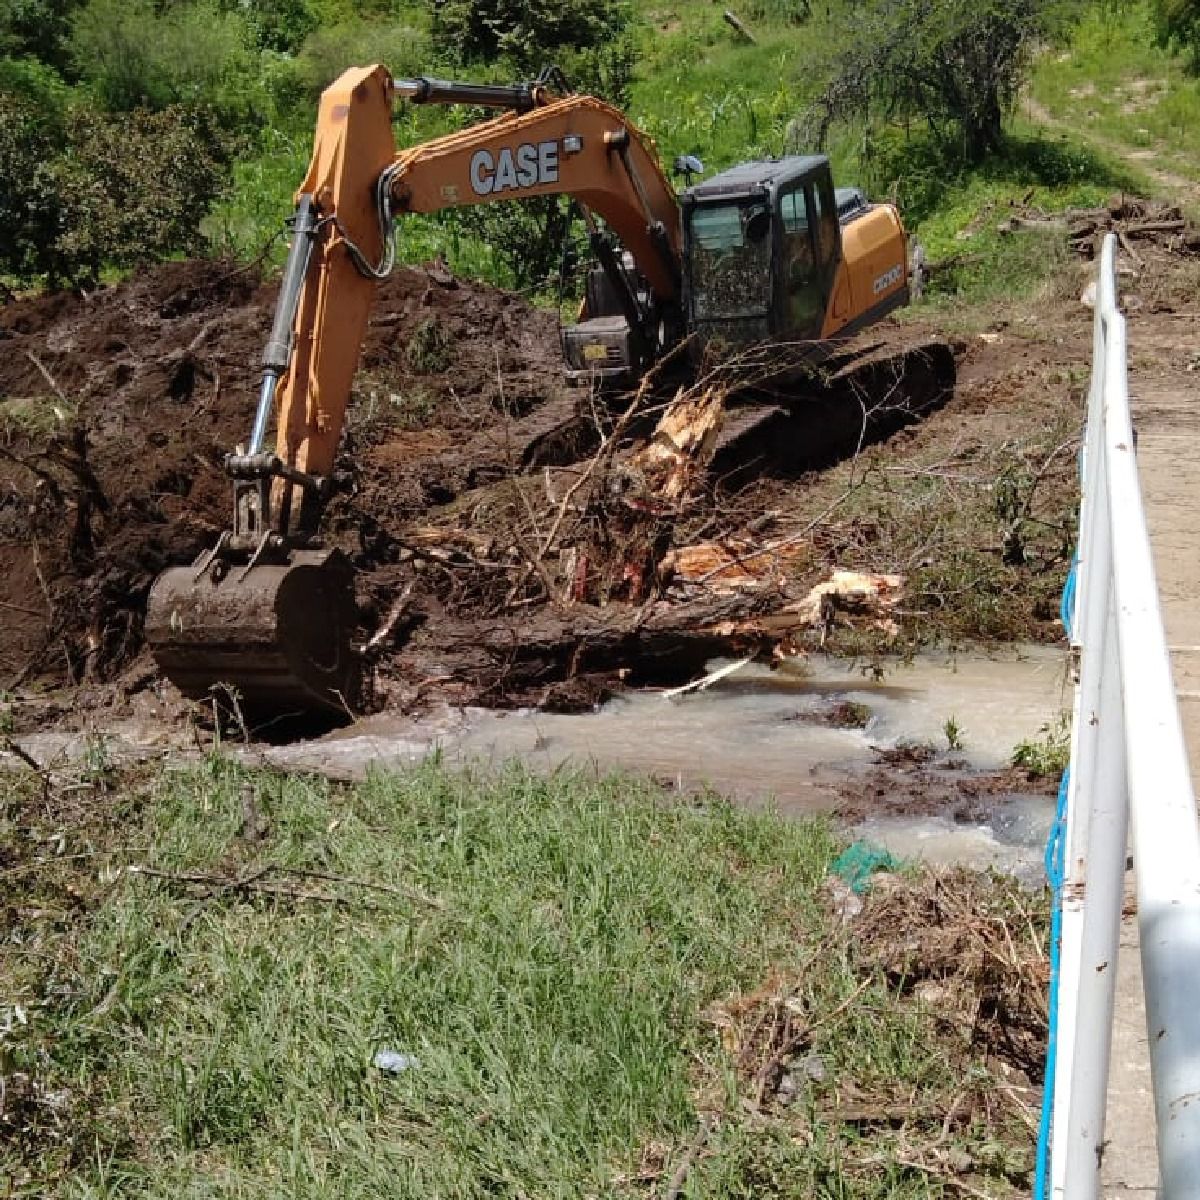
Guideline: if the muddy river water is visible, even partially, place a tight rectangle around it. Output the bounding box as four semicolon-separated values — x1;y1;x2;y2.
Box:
12;645;1070;883
265;644;1070;882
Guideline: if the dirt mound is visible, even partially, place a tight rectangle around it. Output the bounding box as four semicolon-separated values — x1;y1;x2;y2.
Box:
1;238;1105;727
0;259;564;696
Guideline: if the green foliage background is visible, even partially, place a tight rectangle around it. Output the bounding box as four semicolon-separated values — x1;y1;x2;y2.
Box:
0;0;1186;293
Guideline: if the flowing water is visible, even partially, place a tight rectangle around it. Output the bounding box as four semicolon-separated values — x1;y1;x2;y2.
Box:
12;645;1070;881
262;644;1069;881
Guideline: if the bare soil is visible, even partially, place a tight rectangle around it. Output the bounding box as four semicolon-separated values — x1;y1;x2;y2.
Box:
0;210;1194;732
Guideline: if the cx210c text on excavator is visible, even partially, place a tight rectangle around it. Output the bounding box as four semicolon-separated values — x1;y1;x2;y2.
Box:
145;64;921;717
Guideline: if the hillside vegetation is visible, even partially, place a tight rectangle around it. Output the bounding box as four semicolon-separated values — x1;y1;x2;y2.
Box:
0;0;1194;296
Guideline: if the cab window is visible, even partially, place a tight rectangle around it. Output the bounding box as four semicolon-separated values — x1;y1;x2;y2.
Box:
777;182;823;335
811;173;839;273
781;189;809;235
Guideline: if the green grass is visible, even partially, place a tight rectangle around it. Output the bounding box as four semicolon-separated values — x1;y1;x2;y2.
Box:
1030;1;1200;186
863;125;1139;306
1011;713;1072;779
0;393;76;438
629;3;820;174
2;756;1041;1198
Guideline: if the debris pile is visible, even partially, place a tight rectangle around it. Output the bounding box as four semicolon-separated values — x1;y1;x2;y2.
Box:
629;866;1049;1196
993;194;1200;258
0;252;984;722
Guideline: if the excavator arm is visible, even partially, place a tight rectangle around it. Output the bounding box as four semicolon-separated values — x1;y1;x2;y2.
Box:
276;65;682;498
145;63;685;718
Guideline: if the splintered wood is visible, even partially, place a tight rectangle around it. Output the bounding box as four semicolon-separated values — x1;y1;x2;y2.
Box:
708;569;906;657
664;538;808;592
629;386;725;501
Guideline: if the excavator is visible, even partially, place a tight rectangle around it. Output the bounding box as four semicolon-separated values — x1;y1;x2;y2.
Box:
145;63;921;717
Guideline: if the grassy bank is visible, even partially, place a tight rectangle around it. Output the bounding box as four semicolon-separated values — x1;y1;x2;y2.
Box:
1029;0;1200;189
2;756;1045;1197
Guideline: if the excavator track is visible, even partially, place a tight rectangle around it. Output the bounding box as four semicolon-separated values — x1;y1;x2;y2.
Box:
708;336;957;477
145;548;360;718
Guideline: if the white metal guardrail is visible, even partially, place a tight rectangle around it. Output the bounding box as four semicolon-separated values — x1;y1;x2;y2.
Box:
1042;233;1200;1199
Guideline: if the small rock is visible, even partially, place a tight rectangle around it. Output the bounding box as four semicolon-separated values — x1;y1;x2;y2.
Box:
797;1052;827;1083
825;876;863;922
947;1147;974;1174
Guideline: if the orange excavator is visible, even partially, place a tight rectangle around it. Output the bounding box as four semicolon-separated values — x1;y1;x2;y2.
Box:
145;64;916;716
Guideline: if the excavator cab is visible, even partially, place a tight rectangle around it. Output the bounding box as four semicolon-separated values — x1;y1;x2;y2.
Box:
680;156;845;360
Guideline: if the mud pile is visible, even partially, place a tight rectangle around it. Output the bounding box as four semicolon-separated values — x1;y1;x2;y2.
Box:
2;250;1071;726
0;259;564;703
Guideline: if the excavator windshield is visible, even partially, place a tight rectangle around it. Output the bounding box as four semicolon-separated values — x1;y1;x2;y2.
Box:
686;199;773;321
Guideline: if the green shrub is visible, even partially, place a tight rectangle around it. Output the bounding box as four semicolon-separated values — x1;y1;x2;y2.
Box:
52;105;237;281
860;126;1134;228
69;0;257;117
744;0;811;23
0;0;80;71
1153;0;1200;69
226;0;319;53
432;0;630;67
0;53;70;108
1012;714;1071;779
287;17;431;100
0;94;68;282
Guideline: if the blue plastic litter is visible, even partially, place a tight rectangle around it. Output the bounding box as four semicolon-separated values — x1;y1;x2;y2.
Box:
831;841;897;894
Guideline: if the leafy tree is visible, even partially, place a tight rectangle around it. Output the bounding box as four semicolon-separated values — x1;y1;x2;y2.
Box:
0;96;234;285
802;0;1056;164
431;0;634;103
0;94;68;281
1152;0;1200;69
431;0;629;67
52;105;237;281
225;0;318;53
429;0;638;294
0;0;82;70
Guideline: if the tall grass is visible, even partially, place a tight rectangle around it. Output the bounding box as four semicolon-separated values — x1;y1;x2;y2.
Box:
0;755;1046;1198
208;0;1165;303
1029;0;1200;181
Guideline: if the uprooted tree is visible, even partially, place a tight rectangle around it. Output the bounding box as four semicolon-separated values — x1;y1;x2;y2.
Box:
801;0;1055;163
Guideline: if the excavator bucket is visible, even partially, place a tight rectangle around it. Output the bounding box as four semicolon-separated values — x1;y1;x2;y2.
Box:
145;548;360;719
